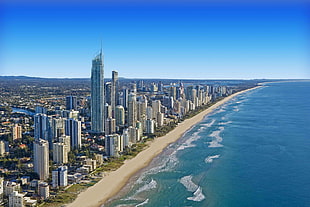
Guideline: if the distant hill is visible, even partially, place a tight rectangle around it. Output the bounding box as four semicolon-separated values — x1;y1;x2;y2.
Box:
0;76;90;81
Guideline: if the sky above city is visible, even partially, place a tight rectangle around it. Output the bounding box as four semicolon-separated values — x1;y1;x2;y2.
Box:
0;0;309;79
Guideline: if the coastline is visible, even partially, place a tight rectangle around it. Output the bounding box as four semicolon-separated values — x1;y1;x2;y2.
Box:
67;86;262;207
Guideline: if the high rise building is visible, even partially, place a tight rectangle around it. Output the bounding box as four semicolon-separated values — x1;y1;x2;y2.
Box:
65;119;81;149
156;112;164;127
170;86;177;100
12;124;22;140
35;106;47;114
53;142;68;164
122;129;129;148
111;71;119;117
158;81;163;92
51;117;65;143
9;191;24;207
0;140;5;156
122;88;129;109
146;119;155;134
58;135;71;152
105;117;116;135
137;99;147;122
0;177;3;204
105;134;119;157
130;82;137;93
33;139;49;180
115;105;125;126
128;93;137;127
91;50;105;134
152;100;161;121
66;96;77;110
52;166;68;188
38;182;49;199
128;126;137;144
34;114;51;142
105;82;112;105
105;104;112;120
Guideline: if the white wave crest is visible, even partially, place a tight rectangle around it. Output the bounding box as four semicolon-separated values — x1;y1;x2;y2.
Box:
233;106;239;112
135;199;149;207
219;121;232;125
201;119;215;127
208;127;224;148
136;150;178;184
177;132;200;151
180;175;198;192
179;175;206;202
205;155;220;163
135;179;157;195
187;187;205;202
177;120;216;151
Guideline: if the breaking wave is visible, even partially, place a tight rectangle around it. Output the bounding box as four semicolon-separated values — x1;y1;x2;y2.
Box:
179;175;206;202
135;199;149;207
205;155;220;163
135;179;157;195
208;127;224;148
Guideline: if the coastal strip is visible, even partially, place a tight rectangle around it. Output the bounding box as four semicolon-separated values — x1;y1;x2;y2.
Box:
67;86;261;207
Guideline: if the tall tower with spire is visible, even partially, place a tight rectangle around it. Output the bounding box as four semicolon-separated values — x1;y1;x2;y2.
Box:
91;50;105;134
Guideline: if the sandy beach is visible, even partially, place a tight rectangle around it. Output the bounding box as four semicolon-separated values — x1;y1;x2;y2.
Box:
67;86;261;207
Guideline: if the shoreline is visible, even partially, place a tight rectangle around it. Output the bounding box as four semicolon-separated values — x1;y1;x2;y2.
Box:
67;86;262;207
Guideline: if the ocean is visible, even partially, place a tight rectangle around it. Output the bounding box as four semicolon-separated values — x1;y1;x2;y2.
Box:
104;81;310;207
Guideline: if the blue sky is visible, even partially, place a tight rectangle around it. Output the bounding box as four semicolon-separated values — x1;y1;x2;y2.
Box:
0;0;309;79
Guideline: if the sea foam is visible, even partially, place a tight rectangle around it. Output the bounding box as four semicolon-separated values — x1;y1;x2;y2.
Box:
187;187;205;202
205;155;220;163
179;175;206;202
208;127;224;148
178;120;215;151
135;179;157;195
135;199;149;207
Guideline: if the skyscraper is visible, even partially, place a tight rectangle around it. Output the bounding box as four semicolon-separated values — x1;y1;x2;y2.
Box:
105;117;116;135
122;88;129;109
105;82;112;105
65;118;81;149
111;70;119;117
33;139;49;180
53;142;69;164
34;114;50;142
105;134;119;157
52;166;68;188
128;93;137;127
91;50;105;134
66;96;77;110
115;105;125;126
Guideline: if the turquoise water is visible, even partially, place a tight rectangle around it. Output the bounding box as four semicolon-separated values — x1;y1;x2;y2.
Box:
105;81;310;207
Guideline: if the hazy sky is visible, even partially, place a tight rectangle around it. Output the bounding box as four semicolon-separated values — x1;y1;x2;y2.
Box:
0;0;309;79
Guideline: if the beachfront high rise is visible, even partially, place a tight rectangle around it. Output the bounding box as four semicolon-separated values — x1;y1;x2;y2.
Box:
91;50;105;134
33;139;49;180
53;142;69;164
52;166;68;188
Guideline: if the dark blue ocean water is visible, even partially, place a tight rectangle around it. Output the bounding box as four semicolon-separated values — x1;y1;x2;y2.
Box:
105;81;310;207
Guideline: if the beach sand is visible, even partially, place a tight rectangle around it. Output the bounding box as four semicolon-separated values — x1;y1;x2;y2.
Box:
67;86;261;207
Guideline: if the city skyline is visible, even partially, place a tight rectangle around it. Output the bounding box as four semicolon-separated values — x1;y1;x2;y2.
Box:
1;0;309;79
